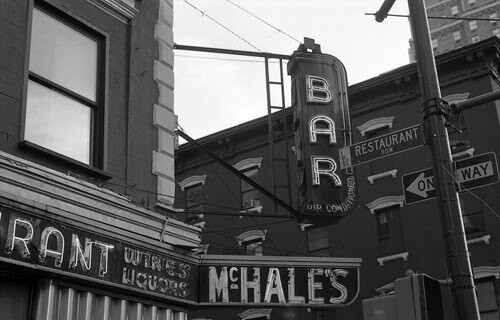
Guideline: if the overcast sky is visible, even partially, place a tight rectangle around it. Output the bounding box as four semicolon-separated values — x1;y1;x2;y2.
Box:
173;0;412;139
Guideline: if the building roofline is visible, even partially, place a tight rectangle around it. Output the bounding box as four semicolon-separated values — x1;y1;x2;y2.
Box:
177;37;500;153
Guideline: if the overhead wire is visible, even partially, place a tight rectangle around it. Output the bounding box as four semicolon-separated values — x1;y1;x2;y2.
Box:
365;12;500;22
224;0;301;44
175;54;286;64
182;0;262;52
435;160;500;221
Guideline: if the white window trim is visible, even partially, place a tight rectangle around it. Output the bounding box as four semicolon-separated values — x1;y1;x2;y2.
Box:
238;309;272;320
235;230;267;246
86;0;138;23
233;157;263;171
453;31;461;41
178;175;207;191
377;252;409;266
193;244;210;255
357;117;395;136
452;147;475;159
474;266;500;280
367;169;398;184
469;21;477;30
366;195;405;214
467;234;490;246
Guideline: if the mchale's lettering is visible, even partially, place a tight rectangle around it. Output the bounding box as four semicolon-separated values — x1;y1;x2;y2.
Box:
208;266;349;305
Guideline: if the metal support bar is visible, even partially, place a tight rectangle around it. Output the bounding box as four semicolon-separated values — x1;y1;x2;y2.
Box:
452;90;500;113
176;129;300;217
173;43;291;60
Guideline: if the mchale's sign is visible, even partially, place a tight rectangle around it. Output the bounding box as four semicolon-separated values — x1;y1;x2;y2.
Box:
199;255;361;307
288;40;358;218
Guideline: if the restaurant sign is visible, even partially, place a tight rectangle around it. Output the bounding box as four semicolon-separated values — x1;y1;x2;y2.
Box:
288;40;358;219
0;205;198;304
199;255;361;307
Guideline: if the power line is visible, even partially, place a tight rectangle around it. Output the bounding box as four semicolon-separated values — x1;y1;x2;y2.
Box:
366;12;500;22
224;0;301;44
182;0;262;52
435;160;500;221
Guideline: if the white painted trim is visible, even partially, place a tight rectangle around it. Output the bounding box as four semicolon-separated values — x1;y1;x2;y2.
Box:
241;206;263;213
443;93;470;104
366;195;405;214
474;265;500;280
178;175;207;191
377;252;409;266
367;169;398;184
0;151;202;254
233;157;263;171
300;223;314;231
238;309;272;320
357;117;395;136
452;148;475;159
86;0;138;23
467;234;490;245
235;230;267;246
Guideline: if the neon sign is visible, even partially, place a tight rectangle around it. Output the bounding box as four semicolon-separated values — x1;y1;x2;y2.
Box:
288;41;358;219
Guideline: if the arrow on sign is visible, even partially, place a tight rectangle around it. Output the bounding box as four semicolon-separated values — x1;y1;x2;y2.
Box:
405;172;435;198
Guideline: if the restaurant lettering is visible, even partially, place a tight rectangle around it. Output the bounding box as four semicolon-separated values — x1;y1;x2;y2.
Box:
3;212;113;276
0;207;198;303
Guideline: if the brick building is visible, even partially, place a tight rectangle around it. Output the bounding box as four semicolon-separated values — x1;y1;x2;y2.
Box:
0;0;202;319
409;0;500;61
176;38;500;319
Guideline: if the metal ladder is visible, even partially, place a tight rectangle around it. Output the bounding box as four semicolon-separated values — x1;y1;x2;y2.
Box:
264;57;292;214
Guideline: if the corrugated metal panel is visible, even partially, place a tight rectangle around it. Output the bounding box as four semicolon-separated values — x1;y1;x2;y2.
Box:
33;281;186;320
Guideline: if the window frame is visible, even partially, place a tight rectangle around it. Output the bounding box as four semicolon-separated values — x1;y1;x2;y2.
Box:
22;2;107;171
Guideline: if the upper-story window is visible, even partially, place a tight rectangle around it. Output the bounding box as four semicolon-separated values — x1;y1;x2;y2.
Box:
468;0;475;4
451;6;458;16
490;13;498;26
469;21;477;31
179;175;207;226
493;28;500;38
432;39;439;49
472;35;480;43
236;230;267;256
234;158;263;212
453;31;461;42
25;5;104;167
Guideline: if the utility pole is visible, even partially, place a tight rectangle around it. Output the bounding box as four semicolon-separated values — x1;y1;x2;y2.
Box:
375;0;480;319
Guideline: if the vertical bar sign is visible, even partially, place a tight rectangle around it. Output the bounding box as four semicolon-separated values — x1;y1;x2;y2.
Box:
287;41;358;220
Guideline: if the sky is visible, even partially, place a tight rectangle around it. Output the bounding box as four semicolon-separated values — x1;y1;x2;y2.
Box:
173;0;412;139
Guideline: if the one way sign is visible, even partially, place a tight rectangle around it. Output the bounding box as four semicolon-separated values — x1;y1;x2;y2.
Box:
402;152;499;205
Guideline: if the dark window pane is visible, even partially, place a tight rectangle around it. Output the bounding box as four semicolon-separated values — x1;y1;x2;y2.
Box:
477;280;498;313
308;227;329;252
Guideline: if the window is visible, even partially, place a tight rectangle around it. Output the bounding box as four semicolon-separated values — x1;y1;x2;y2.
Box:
185;183;205;211
490;13;498;26
236;230;267;256
451;6;458;16
307;227;330;256
468;0;475;5
472;35;480;43
460;193;485;236
493;28;500;38
432;39;438;49
366;126;394;175
477;279;500;319
469;21;477;31
26;6;104;166
453;31;461;42
375;206;405;257
234;158;263;212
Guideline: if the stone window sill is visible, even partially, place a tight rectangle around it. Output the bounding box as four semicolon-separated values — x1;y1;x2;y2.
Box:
467;234;490;245
367;169;398;184
377;252;409;266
